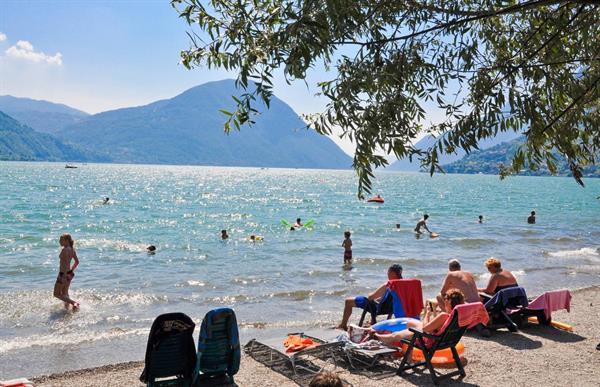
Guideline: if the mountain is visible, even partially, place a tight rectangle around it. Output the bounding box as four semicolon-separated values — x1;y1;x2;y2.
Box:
0;95;89;134
386;130;520;171
57;79;352;169
444;137;599;177
0;111;90;161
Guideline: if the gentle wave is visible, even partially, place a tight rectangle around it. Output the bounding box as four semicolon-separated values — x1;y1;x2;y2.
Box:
354;257;444;266
76;238;148;252
449;237;497;247
544;247;599;258
0;327;147;354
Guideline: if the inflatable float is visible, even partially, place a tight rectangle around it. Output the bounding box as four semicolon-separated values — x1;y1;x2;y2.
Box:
372;318;466;368
367;196;385;203
527;317;573;331
281;219;315;229
401;342;466;368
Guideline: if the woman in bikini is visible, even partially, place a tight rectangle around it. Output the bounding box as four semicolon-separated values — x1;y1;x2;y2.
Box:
53;233;80;308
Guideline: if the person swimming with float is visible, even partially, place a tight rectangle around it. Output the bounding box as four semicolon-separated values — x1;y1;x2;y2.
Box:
294;218;303;228
54;233;80;309
414;214;437;236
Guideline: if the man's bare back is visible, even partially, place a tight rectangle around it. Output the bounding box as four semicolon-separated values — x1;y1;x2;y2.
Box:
442;271;479;303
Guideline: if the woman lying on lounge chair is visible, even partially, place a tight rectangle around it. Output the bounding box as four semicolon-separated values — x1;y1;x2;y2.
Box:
373;289;465;344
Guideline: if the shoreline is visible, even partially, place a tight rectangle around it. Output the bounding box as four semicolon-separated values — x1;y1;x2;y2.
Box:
29;285;600;386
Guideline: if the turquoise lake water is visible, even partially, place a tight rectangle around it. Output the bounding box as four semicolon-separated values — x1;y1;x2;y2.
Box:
1;161;599;378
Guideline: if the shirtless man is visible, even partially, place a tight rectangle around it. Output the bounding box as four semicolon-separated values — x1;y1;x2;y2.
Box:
527;211;536;224
54;233;80;308
414;214;431;234
437;259;490;336
436;259;479;305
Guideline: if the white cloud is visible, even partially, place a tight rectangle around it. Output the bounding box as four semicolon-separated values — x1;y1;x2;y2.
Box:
0;32;6;42
5;40;62;65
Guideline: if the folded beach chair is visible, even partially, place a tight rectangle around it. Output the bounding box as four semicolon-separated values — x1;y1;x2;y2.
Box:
245;331;344;375
193;307;241;385
140;313;197;387
484;286;529;332
398;302;489;385
358;279;423;327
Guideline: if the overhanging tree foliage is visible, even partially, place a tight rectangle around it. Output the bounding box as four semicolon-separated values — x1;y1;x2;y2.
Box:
172;0;600;197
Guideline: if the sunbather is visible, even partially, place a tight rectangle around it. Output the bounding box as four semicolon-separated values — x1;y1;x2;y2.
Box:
374;288;465;344
437;259;479;305
477;257;518;301
336;264;403;330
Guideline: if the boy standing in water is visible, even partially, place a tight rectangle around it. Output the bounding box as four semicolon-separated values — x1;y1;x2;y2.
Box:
342;231;352;264
54;233;80;308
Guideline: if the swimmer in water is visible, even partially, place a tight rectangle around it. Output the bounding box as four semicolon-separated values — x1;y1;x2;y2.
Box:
147;245;156;253
294;218;303;228
396;223;401;230
527;211;536;224
221;230;229;240
102;197;110;204
414;214;432;235
54;233;80;309
478;215;483;223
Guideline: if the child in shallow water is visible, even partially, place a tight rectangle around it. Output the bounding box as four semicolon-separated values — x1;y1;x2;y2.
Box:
53;233;80;309
342;231;352;265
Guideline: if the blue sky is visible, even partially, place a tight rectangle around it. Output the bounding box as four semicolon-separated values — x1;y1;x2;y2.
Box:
0;0;442;156
0;1;330;110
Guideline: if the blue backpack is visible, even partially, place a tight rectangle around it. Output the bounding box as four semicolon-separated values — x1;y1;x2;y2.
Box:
194;308;240;385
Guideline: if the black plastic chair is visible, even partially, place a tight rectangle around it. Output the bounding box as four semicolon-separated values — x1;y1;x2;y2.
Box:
398;312;466;385
357;290;393;326
140;313;197;387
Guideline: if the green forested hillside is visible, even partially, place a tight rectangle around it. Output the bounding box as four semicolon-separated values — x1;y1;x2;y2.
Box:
0;111;90;161
444;137;599;178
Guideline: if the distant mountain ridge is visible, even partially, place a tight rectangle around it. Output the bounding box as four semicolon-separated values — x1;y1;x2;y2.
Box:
444;137;599;178
386;130;520;171
56;79;352;169
0;111;90;162
0;95;89;135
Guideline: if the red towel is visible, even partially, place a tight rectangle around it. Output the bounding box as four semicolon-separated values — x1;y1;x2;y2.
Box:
527;289;572;320
387;279;423;318
435;302;490;336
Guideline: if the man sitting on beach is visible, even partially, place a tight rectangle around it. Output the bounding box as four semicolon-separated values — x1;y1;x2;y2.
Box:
437;259;479;305
436;259;490;336
336;264;403;331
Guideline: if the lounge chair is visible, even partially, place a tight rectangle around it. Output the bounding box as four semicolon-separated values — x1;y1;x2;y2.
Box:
525;289;571;324
484;286;531;332
358;279;423;327
140;313;197;387
398;302;489;385
245;331;344;375
194;307;241;385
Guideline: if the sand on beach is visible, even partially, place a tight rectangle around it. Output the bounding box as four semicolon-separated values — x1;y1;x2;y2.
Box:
31;286;600;387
